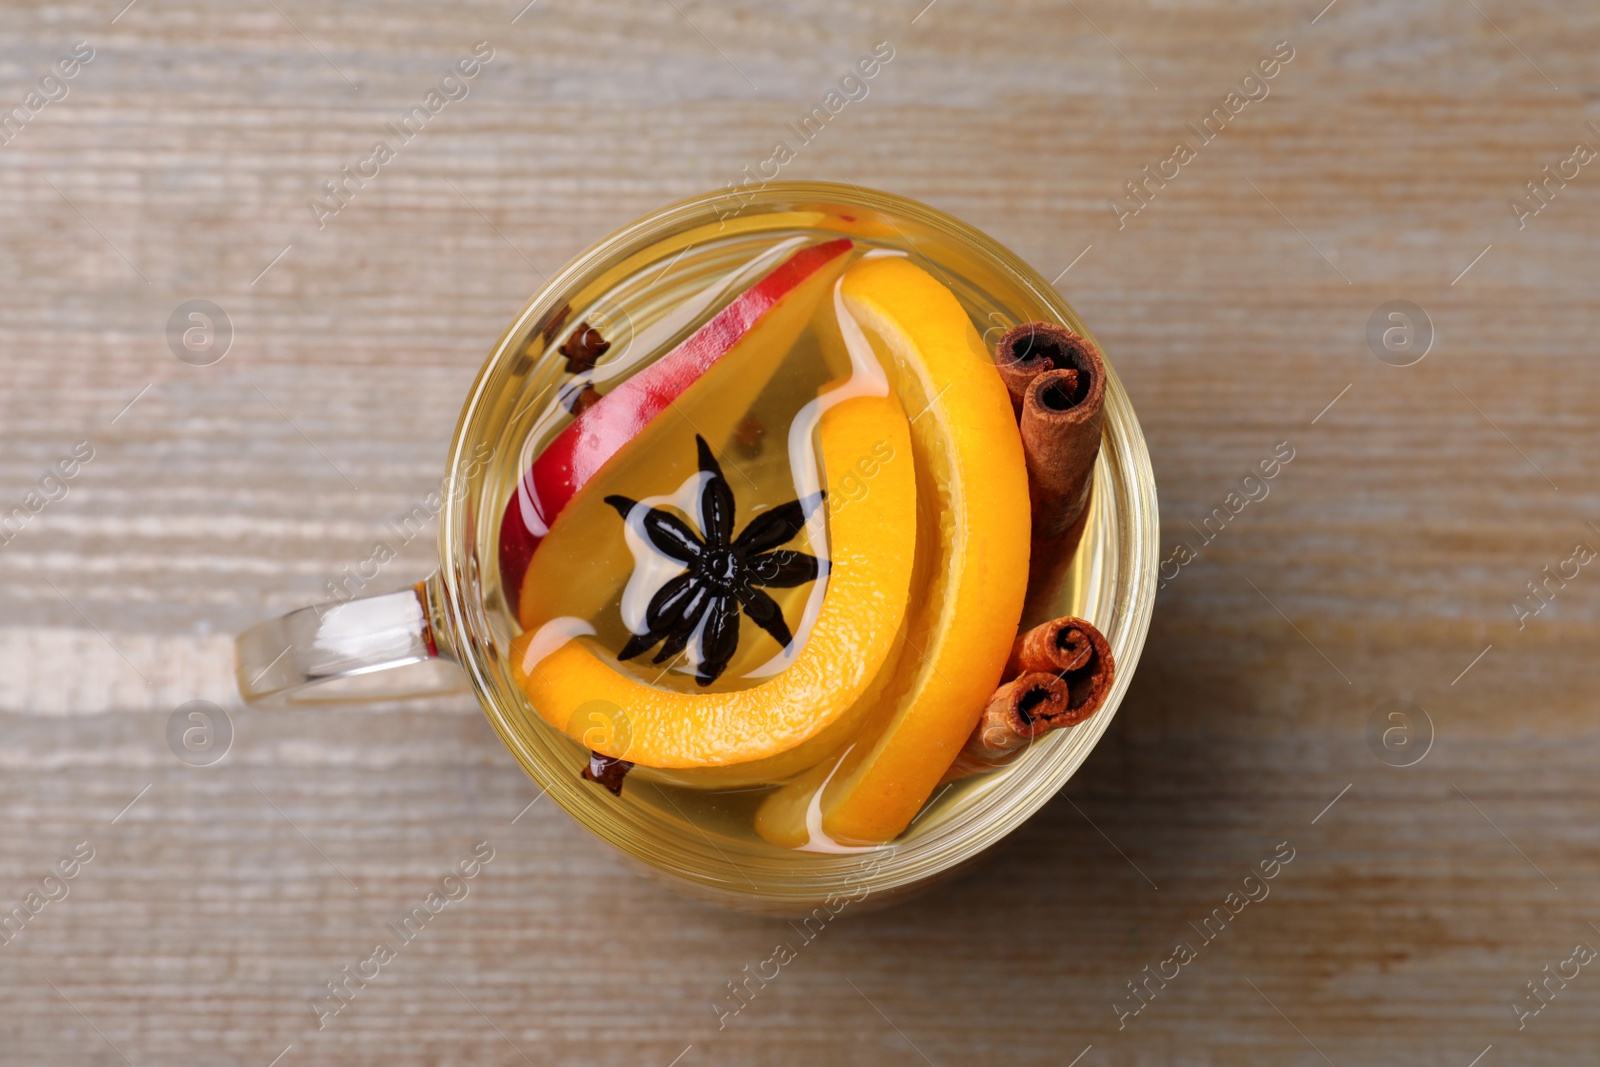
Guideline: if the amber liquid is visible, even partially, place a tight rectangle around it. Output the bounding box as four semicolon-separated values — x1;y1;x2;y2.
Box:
493;222;1081;855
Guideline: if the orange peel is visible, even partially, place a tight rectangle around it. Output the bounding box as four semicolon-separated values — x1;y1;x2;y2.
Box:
756;257;1031;847
511;389;916;770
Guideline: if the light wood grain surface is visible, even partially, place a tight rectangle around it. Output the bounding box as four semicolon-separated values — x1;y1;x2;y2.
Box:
4;0;1600;1063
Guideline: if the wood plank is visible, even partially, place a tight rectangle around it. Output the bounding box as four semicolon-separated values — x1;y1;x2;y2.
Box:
2;0;1599;1063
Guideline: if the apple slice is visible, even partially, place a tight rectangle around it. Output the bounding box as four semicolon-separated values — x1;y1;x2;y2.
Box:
499;237;854;605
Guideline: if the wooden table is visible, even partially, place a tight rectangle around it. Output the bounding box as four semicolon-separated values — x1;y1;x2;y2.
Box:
3;1;1597;1063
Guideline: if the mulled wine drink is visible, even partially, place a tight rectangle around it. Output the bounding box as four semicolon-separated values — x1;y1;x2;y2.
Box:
489;192;1132;870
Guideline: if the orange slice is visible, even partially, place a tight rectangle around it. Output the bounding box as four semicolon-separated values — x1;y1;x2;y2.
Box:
755;257;1031;847
510;388;916;769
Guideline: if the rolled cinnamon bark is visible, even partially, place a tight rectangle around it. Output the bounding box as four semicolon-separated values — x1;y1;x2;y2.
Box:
995;321;1102;416
940;672;1071;782
1006;615;1099;677
1021;357;1105;541
940;616;1115;783
995;323;1107;605
1010;616;1114;717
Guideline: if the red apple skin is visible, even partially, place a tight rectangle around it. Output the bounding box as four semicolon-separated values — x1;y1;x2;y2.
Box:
498;237;853;605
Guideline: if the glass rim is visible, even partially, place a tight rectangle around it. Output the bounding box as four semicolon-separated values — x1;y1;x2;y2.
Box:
434;181;1160;911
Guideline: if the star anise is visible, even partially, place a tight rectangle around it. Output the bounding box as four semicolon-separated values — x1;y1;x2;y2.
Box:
604;435;822;687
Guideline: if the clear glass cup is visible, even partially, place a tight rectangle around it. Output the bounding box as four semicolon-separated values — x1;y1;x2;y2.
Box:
235;182;1159;914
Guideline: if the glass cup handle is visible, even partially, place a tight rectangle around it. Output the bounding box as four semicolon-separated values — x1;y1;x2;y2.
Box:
234;578;453;704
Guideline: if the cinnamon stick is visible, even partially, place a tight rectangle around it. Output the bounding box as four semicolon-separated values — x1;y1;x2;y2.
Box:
999;323;1107;609
1006;615;1099;676
940;672;1071;782
995;321;1102;417
1010;615;1114;717
1011;327;1100;543
940;616;1115;782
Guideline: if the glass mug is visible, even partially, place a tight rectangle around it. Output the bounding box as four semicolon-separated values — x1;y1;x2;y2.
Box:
235;182;1158;913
